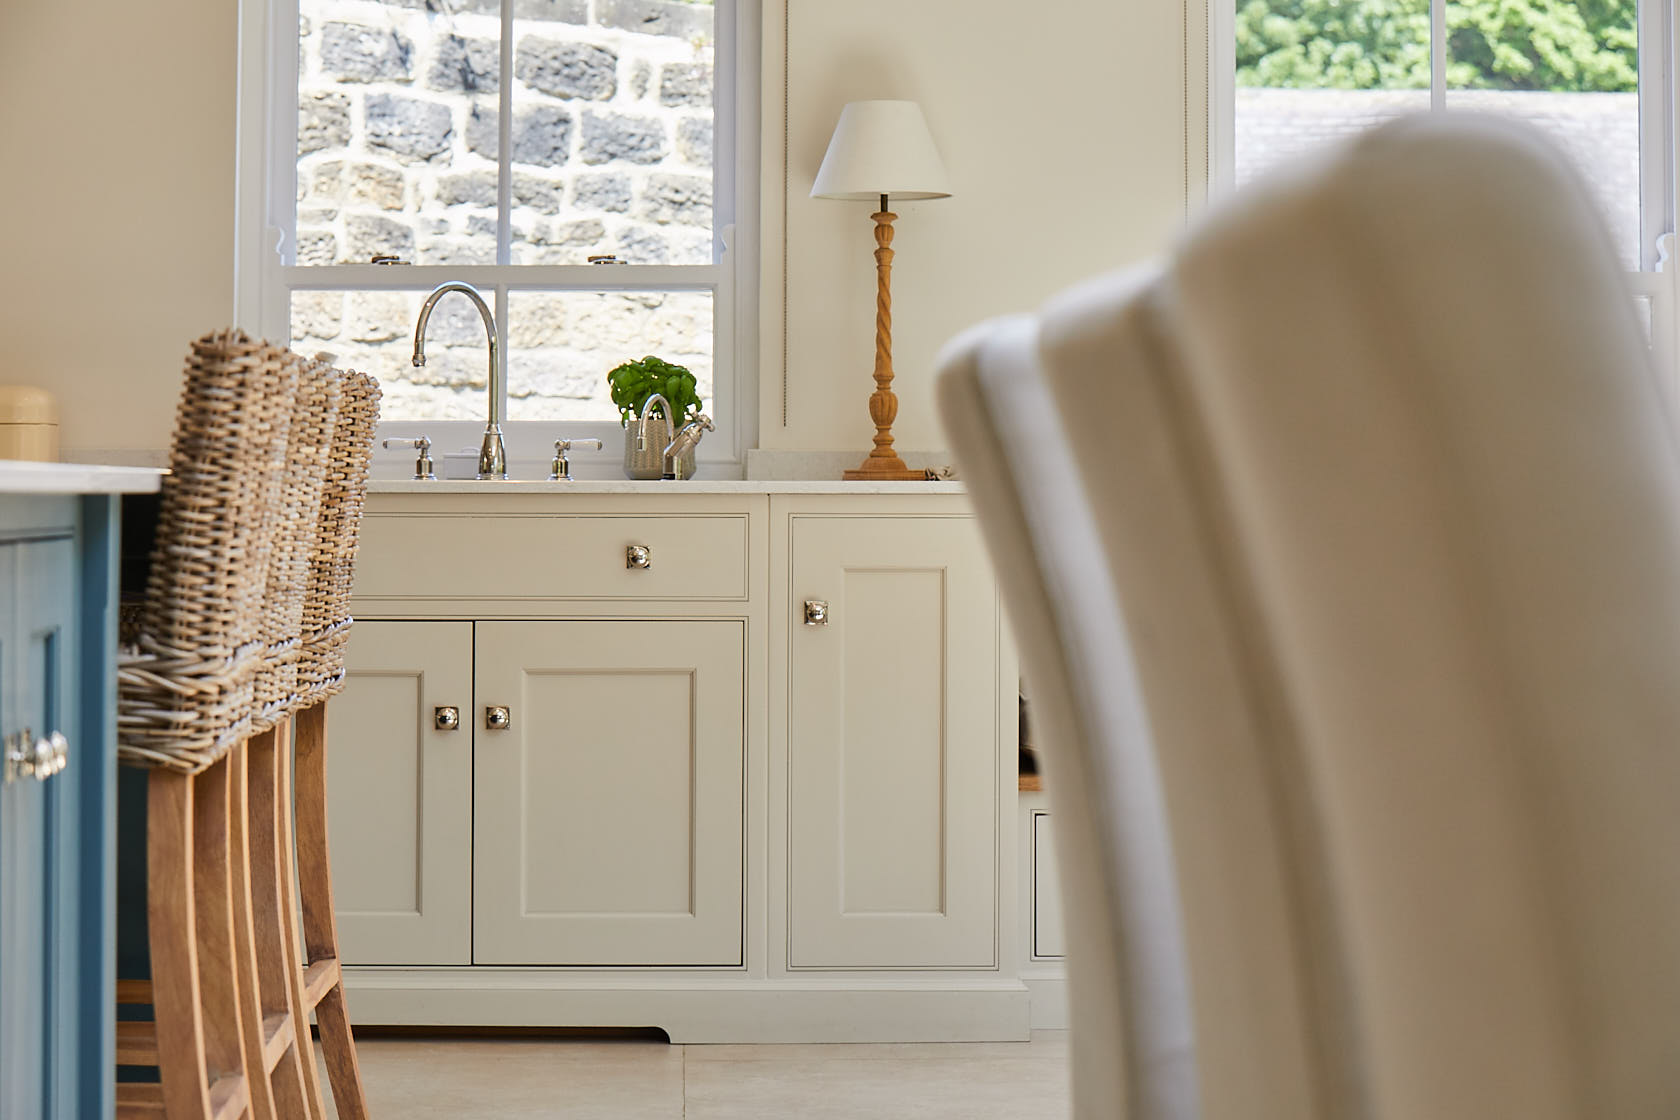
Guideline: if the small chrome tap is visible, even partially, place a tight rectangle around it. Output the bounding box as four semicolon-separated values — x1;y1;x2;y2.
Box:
412;282;507;480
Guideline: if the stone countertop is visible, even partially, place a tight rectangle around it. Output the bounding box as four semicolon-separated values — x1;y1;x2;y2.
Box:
0;461;164;495
367;478;966;495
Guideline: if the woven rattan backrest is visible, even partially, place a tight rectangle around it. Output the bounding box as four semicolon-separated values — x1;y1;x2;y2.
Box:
252;359;342;732
118;330;301;773
299;368;381;703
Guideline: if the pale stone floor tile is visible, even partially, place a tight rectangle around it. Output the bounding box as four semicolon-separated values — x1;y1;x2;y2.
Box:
321;1031;1071;1119
321;1037;684;1119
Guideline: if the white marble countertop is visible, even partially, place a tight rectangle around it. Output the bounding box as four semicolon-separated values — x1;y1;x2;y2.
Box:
368;478;965;495
0;460;164;495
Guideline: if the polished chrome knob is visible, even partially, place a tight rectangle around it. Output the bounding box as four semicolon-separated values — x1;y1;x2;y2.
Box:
804;599;829;626
626;544;652;569
4;729;67;783
485;705;512;731
434;706;461;731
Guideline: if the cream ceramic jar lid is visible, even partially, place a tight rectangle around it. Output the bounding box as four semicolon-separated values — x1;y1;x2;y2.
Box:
0;385;59;425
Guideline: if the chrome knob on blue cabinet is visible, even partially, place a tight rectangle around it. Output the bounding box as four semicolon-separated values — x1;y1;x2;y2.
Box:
4;729;68;783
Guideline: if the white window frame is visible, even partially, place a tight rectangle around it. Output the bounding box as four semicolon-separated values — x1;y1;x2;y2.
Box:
1207;0;1680;383
235;0;761;479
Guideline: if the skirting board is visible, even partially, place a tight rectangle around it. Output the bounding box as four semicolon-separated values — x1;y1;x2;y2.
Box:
341;969;1032;1044
1025;974;1069;1031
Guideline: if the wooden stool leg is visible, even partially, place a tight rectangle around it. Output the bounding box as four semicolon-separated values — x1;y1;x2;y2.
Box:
247;724;316;1116
277;717;331;1119
295;701;369;1120
146;763;253;1120
229;741;281;1120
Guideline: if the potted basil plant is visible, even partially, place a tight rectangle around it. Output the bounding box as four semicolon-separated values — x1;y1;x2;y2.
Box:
607;356;705;480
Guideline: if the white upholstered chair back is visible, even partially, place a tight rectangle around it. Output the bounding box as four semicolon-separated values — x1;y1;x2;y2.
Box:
939;309;1198;1120
942;115;1680;1120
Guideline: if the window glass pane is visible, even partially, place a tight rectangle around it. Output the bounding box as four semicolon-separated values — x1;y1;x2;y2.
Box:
507;2;715;265
291;288;494;421
1234;0;1430;186
505;290;714;420
1445;0;1640;269
298;1;501;266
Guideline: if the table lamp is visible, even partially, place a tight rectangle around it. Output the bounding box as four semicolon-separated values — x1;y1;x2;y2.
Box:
812;100;951;480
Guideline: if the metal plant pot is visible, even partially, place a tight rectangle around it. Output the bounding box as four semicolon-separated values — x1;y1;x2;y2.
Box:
623;415;696;480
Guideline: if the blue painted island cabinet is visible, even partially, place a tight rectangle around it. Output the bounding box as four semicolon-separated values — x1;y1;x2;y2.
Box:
0;464;161;1120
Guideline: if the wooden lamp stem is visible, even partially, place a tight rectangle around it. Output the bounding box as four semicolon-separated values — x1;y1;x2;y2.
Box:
844;193;925;481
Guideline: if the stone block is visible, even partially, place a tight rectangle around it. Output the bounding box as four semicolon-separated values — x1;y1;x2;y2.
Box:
366;93;453;163
510;104;575;167
515;37;616;100
596;0;711;41
296;230;338;266
508;293;572;347
437;170;498;207
630;60;652;100
676;116;713;165
345;291;410;343
515;0;588;21
345;213;416;262
639;173;711;226
429;34;499;93
614;225;669;263
419;238;496;266
348;162;406;209
573;173;632;213
299;92;351;154
659;63;711;107
322;22;413;82
581;110;667;164
465;103;498;160
514;172;563;213
291;291;343;340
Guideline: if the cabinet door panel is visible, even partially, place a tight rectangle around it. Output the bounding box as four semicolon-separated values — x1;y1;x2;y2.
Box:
788;516;999;969
328;621;473;965
1;538;75;1120
474;620;744;966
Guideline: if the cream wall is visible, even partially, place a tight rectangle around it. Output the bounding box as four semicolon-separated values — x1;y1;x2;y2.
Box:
0;0;237;458
761;0;1192;454
2;0;1188;460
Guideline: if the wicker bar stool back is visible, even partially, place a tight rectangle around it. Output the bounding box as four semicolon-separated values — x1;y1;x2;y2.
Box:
290;368;381;1120
237;358;345;1120
115;329;301;1120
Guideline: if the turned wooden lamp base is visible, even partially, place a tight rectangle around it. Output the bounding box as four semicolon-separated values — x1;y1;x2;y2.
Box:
843;457;926;481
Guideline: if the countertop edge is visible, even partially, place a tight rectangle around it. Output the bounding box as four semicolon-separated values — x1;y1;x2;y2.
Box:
367;479;968;495
0;461;166;495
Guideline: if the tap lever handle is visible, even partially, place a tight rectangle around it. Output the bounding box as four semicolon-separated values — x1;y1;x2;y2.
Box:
383;436;437;481
549;438;604;481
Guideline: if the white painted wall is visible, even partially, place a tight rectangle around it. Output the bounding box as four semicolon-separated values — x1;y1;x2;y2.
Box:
762;0;1192;453
4;0;1189;460
0;0;237;459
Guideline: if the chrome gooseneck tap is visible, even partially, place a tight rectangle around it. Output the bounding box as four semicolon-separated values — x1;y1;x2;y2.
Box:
412;282;507;480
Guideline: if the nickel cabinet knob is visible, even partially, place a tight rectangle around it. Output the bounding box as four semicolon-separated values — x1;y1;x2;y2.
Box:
485;705;512;731
626;544;652;569
804;599;829;626
434;706;461;731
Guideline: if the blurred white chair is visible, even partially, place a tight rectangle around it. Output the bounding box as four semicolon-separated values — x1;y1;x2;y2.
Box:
939;307;1197;1120
943;115;1680;1119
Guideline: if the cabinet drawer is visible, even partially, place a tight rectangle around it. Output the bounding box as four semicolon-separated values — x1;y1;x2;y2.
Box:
354;513;750;602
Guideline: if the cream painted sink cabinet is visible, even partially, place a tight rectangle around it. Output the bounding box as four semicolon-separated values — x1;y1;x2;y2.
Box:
324;486;1029;1042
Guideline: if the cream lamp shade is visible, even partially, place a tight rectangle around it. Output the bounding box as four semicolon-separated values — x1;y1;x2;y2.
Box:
811;100;952;201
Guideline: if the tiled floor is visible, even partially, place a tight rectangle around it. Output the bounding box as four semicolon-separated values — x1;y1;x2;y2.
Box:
321;1030;1070;1118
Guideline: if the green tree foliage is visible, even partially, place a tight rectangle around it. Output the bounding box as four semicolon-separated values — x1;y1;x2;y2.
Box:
1235;0;1637;91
